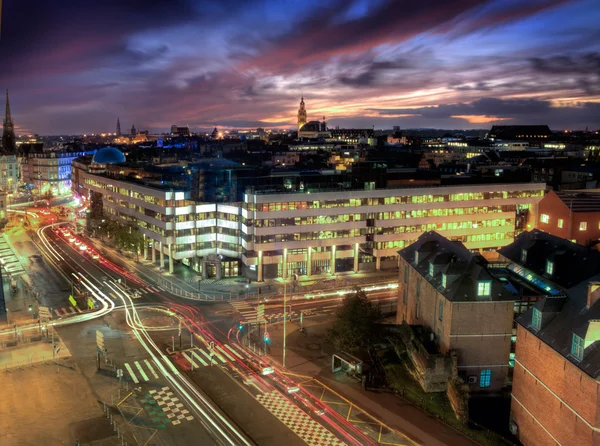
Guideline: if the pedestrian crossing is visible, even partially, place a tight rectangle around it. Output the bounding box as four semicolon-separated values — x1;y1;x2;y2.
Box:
122;344;247;382
136;286;164;296
53;306;83;317
230;300;257;321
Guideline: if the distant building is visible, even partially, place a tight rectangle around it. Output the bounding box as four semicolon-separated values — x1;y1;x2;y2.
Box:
0;155;18;194
397;231;516;392
22;149;95;198
504;231;600;445
296;96;330;139
2;91;16;155
130;125;136;136
116;118;121;137
487;125;552;143
170;125;190;137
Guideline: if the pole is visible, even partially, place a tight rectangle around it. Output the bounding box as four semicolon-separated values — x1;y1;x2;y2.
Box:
283;283;287;368
172;336;175;352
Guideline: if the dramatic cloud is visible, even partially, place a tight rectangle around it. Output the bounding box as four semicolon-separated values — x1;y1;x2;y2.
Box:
1;0;599;134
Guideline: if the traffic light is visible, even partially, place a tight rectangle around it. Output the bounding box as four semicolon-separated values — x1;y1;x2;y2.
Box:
28;305;32;312
264;331;270;343
238;321;243;330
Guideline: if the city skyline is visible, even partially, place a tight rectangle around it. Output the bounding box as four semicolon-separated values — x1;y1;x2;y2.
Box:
1;0;600;134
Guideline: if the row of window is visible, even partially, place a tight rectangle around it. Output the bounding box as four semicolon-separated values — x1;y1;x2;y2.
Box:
251;190;542;212
540;214;598;231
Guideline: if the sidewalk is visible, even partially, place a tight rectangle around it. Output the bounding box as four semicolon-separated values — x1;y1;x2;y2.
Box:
263;318;478;446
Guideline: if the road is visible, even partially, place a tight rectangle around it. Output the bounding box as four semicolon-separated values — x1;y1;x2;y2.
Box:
27;221;412;446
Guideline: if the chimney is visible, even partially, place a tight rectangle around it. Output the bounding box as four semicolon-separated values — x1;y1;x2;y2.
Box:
587;282;600;307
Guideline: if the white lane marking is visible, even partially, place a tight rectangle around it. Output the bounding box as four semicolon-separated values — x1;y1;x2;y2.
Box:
124;363;139;384
225;344;245;359
196;348;214;365
191;350;208;366
213;350;227;364
145;359;159;379
182;351;199;369
161;355;179;375
135;361;149;382
217;345;235;362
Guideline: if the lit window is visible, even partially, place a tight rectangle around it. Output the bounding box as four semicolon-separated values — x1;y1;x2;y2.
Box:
441;274;447;289
558;219;564;229
477;281;491;296
520;249;527;263
480;369;491;388
580;222;587;231
545;260;554;276
540;214;549;224
571;333;584;361
439;300;444;321
509;353;515;368
532;308;542;331
428;263;434;276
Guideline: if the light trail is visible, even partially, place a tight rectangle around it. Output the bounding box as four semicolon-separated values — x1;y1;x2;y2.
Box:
106;281;253;446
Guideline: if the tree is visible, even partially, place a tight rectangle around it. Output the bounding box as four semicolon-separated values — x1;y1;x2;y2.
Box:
326;287;382;354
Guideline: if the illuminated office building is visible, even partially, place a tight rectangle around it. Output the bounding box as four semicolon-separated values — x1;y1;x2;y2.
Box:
73;152;545;280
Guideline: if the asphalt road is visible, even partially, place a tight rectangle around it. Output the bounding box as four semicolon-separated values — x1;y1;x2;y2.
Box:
34;222;383;446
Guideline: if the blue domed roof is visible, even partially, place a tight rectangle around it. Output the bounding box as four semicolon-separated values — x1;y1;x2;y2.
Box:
92;147;126;164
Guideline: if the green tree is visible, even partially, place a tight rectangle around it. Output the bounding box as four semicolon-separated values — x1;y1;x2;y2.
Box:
326;287;382;353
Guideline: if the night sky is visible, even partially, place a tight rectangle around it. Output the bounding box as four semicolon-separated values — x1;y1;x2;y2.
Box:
1;0;599;135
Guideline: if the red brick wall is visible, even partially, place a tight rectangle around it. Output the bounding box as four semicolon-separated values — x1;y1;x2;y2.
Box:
537;190;572;240
511;324;600;445
572;212;600;245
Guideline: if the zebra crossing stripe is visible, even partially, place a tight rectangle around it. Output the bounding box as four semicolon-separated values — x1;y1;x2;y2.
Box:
196;348;214;365
213;350;227;364
182;351;199;368
224;344;244;359
217;345;235;362
145;359;159;379
135;361;149;381
124;363;139;384
54;309;61;317
191;350;208;366
76;307;82;313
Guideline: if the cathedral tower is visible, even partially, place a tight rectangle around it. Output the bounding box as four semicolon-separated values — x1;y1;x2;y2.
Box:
297;95;307;131
2;90;16;154
116;117;121;136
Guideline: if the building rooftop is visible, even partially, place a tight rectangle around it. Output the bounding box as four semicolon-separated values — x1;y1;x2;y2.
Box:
518;276;600;378
399;231;515;303
499;229;600;289
554;191;600;212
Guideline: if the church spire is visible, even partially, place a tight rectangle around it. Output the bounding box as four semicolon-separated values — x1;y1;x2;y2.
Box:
297;95;307;131
2;90;16;154
116;117;121;136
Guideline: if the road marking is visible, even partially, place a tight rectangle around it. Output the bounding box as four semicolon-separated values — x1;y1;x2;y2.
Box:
224;344;244;359
191;350;208;366
217;345;235;362
196;348;214;365
135;361;149;382
213;350;227;364
145;359;159;379
161;355;180;375
124;363;139;384
182;351;199;369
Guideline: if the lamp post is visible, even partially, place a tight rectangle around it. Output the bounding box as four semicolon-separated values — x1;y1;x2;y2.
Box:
283;283;287;368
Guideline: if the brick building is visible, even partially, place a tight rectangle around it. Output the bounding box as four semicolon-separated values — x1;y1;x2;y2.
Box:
397;231;516;392
538;190;600;245
502;232;600;445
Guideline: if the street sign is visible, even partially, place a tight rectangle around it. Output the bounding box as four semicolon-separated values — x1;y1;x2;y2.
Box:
87;298;94;310
96;330;105;352
68;295;77;307
38;306;51;320
257;304;265;321
116;369;123;378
